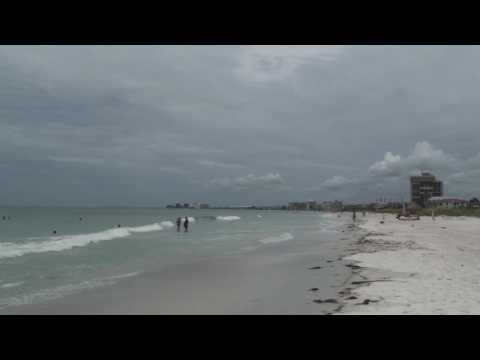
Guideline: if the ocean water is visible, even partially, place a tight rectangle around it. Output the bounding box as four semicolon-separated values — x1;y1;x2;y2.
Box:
0;207;344;310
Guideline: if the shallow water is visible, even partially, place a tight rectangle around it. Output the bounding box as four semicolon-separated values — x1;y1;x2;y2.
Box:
0;207;346;310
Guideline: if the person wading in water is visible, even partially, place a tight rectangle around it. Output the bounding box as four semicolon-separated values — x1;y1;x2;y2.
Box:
184;217;189;232
176;217;181;232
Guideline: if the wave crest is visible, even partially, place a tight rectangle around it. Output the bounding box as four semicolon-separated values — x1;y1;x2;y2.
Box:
216;216;241;221
0;223;166;259
259;232;293;244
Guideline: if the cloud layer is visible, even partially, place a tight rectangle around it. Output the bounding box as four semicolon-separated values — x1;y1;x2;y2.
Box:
322;141;480;201
208;173;288;192
369;141;457;178
2;46;480;205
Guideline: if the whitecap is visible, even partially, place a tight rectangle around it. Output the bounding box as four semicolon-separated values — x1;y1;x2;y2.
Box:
0;223;165;259
127;223;164;233
216;216;241;221
0;272;141;310
1;281;24;289
259;232;294;244
160;221;175;228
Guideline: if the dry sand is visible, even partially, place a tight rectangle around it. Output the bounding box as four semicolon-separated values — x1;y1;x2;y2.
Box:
340;212;480;314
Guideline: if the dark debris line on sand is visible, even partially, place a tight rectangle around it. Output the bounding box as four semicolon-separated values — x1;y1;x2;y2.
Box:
313;298;339;304
306;219;389;314
330;219;388;314
306;221;364;314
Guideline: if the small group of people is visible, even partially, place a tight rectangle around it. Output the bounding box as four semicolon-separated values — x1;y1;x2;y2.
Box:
176;217;190;232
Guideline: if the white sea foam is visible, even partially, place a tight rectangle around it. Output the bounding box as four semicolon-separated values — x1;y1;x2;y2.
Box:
1;281;24;289
0;272;140;310
216;216;241;221
127;223;164;233
187;217;195;222
0;223;166;259
259;232;294;244
160;221;175;228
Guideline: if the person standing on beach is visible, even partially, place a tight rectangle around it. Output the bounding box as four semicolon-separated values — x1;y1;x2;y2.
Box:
184;217;189;232
352;211;356;222
176;217;181;232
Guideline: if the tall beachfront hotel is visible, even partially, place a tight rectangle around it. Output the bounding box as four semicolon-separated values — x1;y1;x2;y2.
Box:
410;172;443;207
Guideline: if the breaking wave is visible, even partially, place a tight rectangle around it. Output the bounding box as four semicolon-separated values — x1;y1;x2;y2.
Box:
0;223;168;260
1;282;24;289
258;232;294;244
0;272;140;310
160;221;175;228
216;216;241;221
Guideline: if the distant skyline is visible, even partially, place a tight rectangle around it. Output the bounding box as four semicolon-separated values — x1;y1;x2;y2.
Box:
2;45;480;206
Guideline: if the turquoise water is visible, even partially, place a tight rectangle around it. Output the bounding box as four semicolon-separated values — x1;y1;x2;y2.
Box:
0;207;341;309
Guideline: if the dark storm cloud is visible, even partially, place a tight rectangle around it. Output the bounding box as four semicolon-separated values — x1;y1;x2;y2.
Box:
2;45;480;206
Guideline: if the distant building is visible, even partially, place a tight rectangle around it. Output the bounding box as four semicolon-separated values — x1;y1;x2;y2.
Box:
288;202;308;211
410;172;443;207
428;196;468;209
469;198;480;209
321;201;343;212
343;204;363;212
306;201;317;211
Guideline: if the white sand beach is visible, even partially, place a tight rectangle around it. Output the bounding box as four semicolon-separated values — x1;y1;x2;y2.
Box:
341;213;480;314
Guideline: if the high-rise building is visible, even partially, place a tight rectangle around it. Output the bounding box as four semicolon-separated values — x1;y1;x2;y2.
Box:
410;172;443;207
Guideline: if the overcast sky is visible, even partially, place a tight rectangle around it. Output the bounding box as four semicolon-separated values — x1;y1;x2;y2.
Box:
2;45;480;206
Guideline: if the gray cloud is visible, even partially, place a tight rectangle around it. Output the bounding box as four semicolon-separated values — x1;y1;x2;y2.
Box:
208;173;289;192
235;46;344;83
320;175;358;191
48;156;105;166
369;141;458;178
196;159;247;170
2;45;480;205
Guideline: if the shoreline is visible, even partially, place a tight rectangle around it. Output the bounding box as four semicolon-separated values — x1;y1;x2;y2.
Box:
1;216;358;315
7;212;453;315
